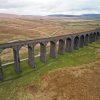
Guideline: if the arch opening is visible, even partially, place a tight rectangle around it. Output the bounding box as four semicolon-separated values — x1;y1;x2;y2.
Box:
92;33;96;42
79;35;84;48
66;38;72;52
1;48;14;65
58;39;65;54
74;36;79;50
19;46;28;71
89;33;93;43
84;34;89;46
50;40;58;58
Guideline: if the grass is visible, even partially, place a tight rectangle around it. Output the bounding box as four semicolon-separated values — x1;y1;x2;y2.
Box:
0;42;100;100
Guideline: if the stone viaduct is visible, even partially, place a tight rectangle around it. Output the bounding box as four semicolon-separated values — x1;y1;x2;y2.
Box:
0;29;100;80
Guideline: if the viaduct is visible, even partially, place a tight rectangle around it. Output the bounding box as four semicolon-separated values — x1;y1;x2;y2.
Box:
0;29;100;80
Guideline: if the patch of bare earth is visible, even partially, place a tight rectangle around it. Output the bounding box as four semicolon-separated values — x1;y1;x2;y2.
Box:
17;60;100;100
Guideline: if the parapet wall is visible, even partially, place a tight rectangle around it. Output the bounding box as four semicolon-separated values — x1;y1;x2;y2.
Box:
0;29;100;80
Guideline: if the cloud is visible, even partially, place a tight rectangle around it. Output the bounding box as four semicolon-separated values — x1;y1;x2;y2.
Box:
0;0;100;15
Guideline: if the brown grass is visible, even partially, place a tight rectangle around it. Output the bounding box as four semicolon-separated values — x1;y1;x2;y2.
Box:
18;60;100;100
0;17;100;43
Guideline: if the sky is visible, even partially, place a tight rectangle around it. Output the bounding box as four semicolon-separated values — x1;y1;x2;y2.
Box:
0;0;100;15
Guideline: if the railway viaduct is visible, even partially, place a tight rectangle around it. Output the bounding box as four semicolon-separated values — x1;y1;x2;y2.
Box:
0;29;100;80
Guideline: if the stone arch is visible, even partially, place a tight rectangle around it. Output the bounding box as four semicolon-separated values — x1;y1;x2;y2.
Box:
79;35;84;48
66;38;72;52
84;34;89;46
74;36;79;50
58;39;65;54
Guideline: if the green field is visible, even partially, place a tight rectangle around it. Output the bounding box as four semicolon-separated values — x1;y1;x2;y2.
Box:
0;42;100;100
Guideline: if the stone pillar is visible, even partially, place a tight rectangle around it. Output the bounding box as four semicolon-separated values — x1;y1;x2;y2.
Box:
71;39;74;51
66;38;73;52
0;51;3;80
13;46;21;73
28;44;35;68
50;41;57;58
58;39;65;54
40;42;47;63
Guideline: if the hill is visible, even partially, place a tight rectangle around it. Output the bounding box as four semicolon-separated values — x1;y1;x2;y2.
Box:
48;14;79;17
0;13;100;44
81;14;100;19
48;14;100;19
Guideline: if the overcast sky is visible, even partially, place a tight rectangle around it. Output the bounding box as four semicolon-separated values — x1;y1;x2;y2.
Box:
0;0;100;15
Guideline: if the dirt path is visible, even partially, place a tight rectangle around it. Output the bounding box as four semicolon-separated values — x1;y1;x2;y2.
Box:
17;60;100;100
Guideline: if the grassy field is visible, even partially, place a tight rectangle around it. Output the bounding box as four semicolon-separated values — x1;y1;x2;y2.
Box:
0;42;100;100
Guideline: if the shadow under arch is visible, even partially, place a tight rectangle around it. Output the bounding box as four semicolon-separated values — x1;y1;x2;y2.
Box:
66;38;72;52
92;32;96;42
79;35;84;48
89;33;93;43
74;36;79;50
58;39;65;54
84;34;89;46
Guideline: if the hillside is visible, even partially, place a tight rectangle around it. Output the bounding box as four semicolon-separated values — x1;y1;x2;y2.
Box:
82;14;100;19
48;14;100;19
0;13;100;44
33;60;100;100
